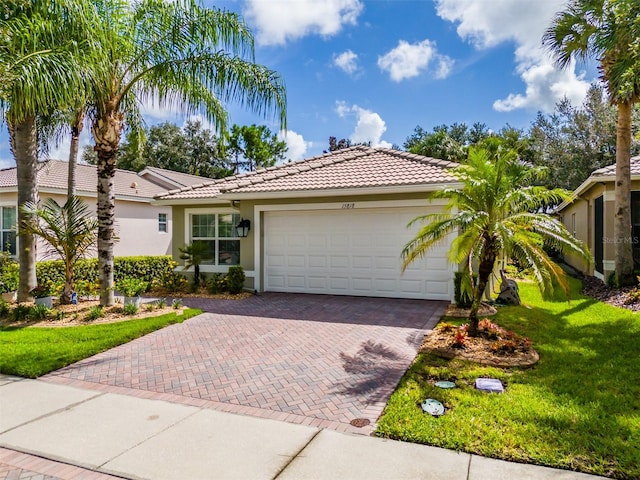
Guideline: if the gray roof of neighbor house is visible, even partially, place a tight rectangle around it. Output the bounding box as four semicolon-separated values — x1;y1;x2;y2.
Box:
138;166;213;188
590;156;640;177
0;160;209;199
155;146;458;201
557;156;640;212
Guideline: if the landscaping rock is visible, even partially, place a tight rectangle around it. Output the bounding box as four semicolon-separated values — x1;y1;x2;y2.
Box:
475;378;504;393
496;271;520;305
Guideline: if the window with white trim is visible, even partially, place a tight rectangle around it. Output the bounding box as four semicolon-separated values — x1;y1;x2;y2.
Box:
189;212;241;265
158;213;168;233
0;206;16;255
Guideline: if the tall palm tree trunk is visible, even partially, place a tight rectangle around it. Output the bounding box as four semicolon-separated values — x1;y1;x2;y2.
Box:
614;100;634;286
92;111;123;306
8;116;38;301
67;108;85;197
468;241;497;337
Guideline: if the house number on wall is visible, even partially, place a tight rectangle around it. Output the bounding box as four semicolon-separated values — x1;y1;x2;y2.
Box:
341;203;355;209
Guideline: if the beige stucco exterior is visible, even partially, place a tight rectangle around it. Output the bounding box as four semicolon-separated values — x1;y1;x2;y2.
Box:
0;191;172;260
559;179;640;279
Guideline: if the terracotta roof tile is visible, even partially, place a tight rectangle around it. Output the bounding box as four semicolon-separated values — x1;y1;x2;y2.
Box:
0;160;169;198
156;146;457;201
591;156;640;177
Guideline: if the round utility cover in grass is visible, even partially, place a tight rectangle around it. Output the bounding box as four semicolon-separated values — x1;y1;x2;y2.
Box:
421;399;445;416
435;381;456;389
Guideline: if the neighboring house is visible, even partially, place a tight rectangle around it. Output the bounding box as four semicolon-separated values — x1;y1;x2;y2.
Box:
557;156;640;280
154;146;460;301
0;160;208;260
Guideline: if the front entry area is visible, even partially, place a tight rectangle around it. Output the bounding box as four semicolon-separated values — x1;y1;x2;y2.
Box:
264;206;453;300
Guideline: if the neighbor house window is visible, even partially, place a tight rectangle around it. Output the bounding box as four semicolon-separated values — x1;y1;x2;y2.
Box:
0;206;16;255
189;212;240;266
571;213;576;238
158;213;168;233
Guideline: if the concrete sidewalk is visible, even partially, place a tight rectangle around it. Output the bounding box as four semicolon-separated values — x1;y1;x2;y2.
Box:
0;375;603;480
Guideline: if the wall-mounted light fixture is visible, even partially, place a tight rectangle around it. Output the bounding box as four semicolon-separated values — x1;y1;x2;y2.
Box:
235;218;251;238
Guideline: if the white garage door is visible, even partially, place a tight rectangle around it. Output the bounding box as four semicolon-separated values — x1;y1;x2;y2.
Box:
264;207;453;300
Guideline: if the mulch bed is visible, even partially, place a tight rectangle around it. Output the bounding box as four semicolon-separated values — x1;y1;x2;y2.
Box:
581;275;640;312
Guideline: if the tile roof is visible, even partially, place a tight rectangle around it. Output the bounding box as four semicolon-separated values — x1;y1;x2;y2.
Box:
591;156;640;177
140;166;211;188
155;146;457;200
0;160;167;199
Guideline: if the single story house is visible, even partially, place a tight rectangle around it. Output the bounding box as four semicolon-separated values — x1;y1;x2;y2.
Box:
557;156;640;280
154;146;460;301
0;160;208;260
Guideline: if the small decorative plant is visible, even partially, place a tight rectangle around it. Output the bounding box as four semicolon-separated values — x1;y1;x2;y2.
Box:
123;302;138;315
117;277;149;297
226;266;245;294
30;283;52;299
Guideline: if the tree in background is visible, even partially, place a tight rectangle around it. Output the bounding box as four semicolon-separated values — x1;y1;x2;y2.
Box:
544;0;640;286
227;124;287;172
530;84;640;190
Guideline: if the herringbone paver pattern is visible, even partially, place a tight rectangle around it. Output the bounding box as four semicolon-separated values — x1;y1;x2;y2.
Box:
45;294;445;434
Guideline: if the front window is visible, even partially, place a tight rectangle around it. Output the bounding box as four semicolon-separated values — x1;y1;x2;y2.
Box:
158;213;168;233
0;206;16;256
190;212;240;266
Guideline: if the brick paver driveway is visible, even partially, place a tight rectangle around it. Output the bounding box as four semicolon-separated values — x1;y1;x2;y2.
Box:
45;294;446;434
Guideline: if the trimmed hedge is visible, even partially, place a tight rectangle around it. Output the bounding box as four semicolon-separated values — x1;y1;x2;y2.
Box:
35;256;176;289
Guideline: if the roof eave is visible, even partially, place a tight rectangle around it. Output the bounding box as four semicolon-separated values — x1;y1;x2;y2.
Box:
217;182;461;200
152;197;230;206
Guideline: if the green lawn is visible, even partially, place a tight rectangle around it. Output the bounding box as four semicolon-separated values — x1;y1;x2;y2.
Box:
376;278;640;479
0;308;201;378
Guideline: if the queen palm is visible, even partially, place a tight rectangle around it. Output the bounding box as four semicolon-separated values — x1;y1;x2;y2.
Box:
20;196;99;304
0;1;93;301
84;0;286;306
543;0;640;286
402;146;592;337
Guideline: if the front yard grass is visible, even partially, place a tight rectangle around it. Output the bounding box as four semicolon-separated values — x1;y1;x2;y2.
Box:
0;308;202;378
376;278;640;479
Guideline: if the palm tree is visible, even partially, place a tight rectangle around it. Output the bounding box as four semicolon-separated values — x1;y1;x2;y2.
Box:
402;146;592;337
20;196;98;304
84;0;286;306
179;241;212;289
543;0;640;286
0;1;93;301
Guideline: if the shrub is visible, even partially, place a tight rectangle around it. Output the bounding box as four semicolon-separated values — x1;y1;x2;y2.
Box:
0;301;10;318
117;277;149;297
30;304;50;320
156;298;167;308
152;270;189;293
172;298;183;309
85;306;105;321
12;304;31;322
123;303;138;315
30;284;52;299
226;266;245;294
206;273;227;294
0;261;19;293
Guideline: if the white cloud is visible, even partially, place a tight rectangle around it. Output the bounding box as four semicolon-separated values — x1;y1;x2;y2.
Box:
0;157;13;169
278;130;311;161
244;0;363;46
46;128;93;162
378;39;453;82
335;101;392;148
334;50;359;75
436;0;591;112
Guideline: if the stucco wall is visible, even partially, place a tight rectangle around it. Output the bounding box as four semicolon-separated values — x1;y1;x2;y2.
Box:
0;192;172;260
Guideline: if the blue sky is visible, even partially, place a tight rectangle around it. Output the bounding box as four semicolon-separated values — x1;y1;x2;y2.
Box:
0;0;599;169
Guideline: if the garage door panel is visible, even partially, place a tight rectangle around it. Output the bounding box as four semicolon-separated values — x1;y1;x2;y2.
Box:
308;255;327;268
287;255;306;267
264;208;454;300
